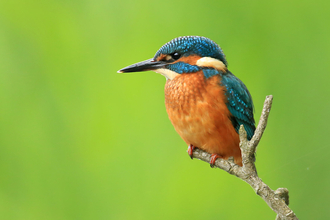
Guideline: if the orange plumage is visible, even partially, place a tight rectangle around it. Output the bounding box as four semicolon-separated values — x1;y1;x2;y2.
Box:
118;36;255;167
165;71;242;166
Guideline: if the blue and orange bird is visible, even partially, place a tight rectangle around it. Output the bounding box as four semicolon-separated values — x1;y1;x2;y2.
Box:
118;36;255;167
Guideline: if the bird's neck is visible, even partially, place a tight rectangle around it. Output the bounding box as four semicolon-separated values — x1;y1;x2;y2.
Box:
164;71;224;111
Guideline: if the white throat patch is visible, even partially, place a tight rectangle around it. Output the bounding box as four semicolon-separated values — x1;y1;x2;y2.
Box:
154;68;179;80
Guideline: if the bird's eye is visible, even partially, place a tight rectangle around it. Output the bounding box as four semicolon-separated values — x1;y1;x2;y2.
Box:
170;52;181;60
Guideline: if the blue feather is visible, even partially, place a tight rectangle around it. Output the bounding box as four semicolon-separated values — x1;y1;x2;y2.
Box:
203;68;219;78
221;71;255;140
167;62;200;74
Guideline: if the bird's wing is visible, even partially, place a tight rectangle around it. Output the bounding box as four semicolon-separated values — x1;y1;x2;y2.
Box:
221;71;256;140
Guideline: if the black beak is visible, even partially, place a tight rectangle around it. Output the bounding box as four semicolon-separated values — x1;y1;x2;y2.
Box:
117;58;167;73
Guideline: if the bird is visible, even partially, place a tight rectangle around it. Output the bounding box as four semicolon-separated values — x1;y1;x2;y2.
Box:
118;36;255;167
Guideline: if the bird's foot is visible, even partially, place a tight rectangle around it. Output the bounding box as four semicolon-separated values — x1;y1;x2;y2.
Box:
210;154;222;168
187;144;196;159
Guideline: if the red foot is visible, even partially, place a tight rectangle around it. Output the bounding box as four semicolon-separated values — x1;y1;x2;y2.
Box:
210;154;222;168
187;144;196;159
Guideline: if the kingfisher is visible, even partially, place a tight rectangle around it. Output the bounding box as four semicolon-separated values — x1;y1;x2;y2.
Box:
118;36;255;167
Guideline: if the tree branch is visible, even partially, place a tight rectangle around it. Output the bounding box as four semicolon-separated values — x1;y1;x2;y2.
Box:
191;95;298;220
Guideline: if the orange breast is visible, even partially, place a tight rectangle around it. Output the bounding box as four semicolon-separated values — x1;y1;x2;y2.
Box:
165;71;242;166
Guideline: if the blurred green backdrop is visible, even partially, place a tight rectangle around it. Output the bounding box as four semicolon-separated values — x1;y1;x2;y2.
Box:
0;0;329;219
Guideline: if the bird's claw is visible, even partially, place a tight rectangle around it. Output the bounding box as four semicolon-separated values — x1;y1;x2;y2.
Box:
210;154;222;168
187;144;196;159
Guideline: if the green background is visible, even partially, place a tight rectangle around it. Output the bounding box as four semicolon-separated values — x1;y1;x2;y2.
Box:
0;0;329;219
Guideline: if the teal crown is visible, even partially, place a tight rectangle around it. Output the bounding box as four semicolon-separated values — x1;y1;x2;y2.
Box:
154;36;228;66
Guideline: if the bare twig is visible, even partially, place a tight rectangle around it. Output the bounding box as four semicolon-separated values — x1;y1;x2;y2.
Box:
191;95;298;220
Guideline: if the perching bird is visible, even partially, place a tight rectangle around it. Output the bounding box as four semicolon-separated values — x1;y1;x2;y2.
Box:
118;36;255;167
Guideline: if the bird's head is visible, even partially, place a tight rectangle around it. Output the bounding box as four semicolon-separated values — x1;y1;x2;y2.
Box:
118;36;228;80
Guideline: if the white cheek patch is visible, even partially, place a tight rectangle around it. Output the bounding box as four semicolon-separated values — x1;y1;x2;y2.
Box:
196;57;227;72
154;68;179;80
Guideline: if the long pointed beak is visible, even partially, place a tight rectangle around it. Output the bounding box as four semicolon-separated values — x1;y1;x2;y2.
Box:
117;58;167;73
